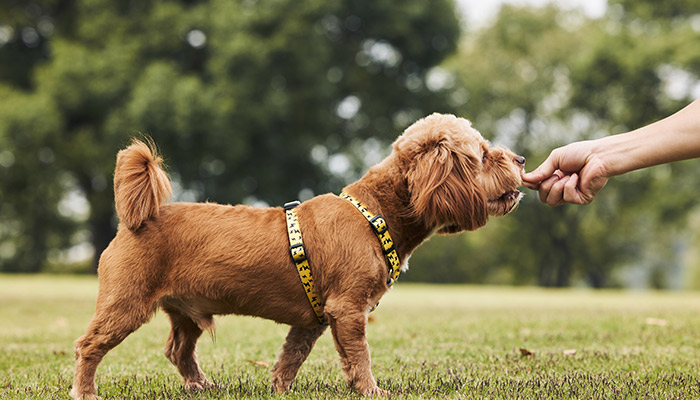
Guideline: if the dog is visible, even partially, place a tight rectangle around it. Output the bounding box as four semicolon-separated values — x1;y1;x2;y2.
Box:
70;113;525;399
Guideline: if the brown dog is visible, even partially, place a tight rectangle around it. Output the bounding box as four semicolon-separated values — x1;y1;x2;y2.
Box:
70;113;524;399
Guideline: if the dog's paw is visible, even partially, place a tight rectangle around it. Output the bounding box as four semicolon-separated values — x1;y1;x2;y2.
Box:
271;375;294;394
184;379;214;391
272;383;291;394
272;385;295;395
362;386;388;397
69;387;101;400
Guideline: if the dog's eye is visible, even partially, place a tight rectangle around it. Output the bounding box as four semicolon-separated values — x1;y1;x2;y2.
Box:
482;152;488;163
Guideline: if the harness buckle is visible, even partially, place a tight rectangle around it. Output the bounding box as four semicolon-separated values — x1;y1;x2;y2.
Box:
382;244;396;256
289;243;307;263
369;215;388;235
284;200;301;210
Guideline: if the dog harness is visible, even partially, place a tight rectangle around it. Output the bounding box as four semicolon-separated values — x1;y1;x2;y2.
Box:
339;192;401;287
284;194;402;326
284;201;327;325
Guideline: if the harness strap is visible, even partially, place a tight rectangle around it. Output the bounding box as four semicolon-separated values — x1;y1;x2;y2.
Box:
284;201;327;325
339;192;401;287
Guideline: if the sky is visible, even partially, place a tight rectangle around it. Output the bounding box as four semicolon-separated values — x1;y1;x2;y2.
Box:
457;0;608;27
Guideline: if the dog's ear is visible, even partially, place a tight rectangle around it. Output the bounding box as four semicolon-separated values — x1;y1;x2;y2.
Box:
407;141;488;233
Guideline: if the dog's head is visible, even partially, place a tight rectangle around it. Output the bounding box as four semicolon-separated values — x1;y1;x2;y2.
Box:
394;113;524;234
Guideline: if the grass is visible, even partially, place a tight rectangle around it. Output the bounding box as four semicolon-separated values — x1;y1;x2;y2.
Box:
2;275;700;399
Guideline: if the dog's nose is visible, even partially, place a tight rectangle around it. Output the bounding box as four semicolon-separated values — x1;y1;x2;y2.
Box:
515;156;526;166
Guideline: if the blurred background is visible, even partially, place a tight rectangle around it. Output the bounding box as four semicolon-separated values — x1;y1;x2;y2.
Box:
1;0;699;289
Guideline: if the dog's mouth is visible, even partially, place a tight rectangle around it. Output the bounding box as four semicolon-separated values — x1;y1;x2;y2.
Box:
437;189;522;234
487;189;523;216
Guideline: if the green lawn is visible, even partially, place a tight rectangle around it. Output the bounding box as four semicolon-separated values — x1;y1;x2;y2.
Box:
2;274;700;399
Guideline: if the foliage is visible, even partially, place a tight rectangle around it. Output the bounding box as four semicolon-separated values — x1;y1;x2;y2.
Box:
408;3;700;287
0;0;460;272
609;0;700;20
3;276;700;399
1;1;699;287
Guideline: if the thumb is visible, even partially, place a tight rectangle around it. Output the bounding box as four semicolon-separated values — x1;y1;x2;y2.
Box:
522;153;560;184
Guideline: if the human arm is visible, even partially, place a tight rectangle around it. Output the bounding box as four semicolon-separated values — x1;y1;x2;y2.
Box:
522;98;700;206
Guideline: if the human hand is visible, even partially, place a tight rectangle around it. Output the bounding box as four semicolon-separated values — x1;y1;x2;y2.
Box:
522;141;610;206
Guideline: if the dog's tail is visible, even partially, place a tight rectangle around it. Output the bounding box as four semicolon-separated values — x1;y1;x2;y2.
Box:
113;139;172;231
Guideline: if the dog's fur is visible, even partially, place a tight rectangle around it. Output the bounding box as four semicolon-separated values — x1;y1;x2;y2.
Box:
70;114;524;399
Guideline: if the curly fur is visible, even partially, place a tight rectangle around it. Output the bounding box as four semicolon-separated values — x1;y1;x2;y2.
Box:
70;113;524;399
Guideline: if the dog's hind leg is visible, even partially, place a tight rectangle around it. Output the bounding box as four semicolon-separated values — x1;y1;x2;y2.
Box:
162;307;214;391
270;325;328;393
70;295;157;400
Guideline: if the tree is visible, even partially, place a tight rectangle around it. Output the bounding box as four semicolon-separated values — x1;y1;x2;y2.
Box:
406;2;700;288
0;0;461;272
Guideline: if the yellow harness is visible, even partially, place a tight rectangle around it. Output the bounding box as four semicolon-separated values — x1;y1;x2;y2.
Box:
284;201;327;325
339;192;402;287
284;194;401;326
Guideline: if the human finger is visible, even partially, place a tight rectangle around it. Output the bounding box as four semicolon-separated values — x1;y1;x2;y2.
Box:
522;152;560;185
523;180;541;190
545;175;571;206
537;174;561;204
562;173;586;205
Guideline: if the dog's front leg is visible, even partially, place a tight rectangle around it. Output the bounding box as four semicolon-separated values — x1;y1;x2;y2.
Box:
326;301;385;396
271;324;327;393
